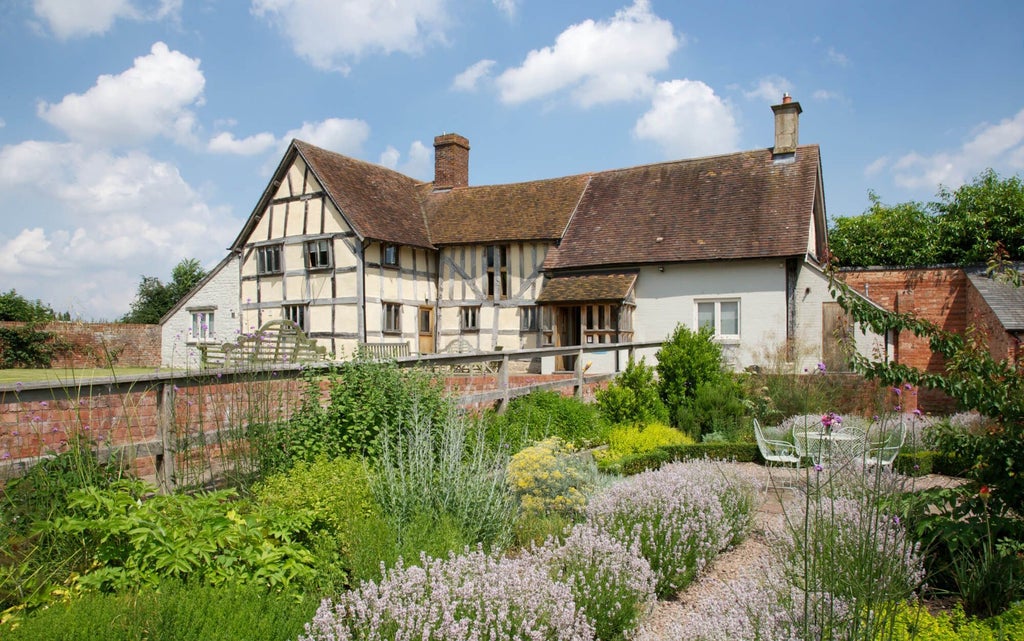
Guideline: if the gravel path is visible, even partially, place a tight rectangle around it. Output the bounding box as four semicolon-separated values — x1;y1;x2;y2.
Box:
634;462;965;640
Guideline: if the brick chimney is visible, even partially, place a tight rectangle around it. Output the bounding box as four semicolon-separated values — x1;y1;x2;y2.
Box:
771;93;802;157
433;133;470;189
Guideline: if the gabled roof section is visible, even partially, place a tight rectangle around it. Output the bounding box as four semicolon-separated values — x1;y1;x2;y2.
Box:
295;140;432;248
422;175;591;245
536;273;637;304
231;140;432;250
968;271;1024;331
543;145;821;270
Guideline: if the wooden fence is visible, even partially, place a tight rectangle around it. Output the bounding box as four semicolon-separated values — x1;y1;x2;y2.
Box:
0;342;660;492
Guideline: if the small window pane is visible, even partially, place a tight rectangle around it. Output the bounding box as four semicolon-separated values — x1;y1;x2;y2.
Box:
720;301;739;335
697;302;715;331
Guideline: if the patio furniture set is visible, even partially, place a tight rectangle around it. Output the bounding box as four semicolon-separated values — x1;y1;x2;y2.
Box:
753;417;907;492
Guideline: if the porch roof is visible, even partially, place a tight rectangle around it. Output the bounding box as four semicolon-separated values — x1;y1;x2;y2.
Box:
536;273;637;304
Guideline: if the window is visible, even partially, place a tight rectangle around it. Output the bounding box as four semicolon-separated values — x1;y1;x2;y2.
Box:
485;245;508;298
382;243;399;268
190;310;215;342
696;300;740;339
306;238;332;270
461;306;480;331
257;245;282;274
283;304;308;332
383;302;401;333
520;305;539;331
419;308;432;334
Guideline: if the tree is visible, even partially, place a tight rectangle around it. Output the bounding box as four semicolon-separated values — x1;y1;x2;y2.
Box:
0;289;56;322
828;192;938;267
932;169;1024;265
830;169;1024;267
655;325;727;427
121;258;206;324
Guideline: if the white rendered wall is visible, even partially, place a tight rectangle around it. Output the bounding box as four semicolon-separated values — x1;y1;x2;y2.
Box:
634;259;789;371
161;255;241;368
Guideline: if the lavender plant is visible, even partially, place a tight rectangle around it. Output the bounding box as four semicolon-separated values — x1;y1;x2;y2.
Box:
585;459;756;598
300;547;594;641
529;523;655;641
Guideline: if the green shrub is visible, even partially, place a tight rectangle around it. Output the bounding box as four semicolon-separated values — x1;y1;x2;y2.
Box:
1;580;317;641
674;378;748;441
0;324;68;368
596;422;692;468
46;480;316;593
655;325;727;426
507;437;597;520
481;390;606;453
595;356;668;426
370;408;516;556
263;360;451;470
885;601;1024;641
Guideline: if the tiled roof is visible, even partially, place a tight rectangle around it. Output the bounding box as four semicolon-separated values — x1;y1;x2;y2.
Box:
295;140;433;248
536;273;637;303
967;272;1024;331
422;175;590;244
543;146;821;270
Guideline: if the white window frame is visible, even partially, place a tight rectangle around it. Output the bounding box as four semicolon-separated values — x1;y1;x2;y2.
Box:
189;309;215;343
256;244;283;275
383;302;401;334
695;299;740;340
305;238;333;271
461;305;480;331
520;305;539;331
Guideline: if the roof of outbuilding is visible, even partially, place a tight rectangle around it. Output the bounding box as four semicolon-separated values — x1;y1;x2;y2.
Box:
543;146;821;270
967;271;1024;331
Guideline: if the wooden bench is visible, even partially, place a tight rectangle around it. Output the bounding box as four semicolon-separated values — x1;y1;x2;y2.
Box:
199;319;328;368
358;342;411;360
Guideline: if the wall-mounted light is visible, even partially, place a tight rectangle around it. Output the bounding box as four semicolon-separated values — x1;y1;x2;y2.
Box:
658;266;664;272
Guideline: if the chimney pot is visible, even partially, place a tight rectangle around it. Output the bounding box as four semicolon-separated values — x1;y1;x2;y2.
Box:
433;133;470;189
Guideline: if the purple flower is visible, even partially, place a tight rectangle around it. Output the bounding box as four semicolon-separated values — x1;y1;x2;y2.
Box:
892;387;902;396
1;452;9;460
14;382;23;392
40;401;48;407
814;464;823;472
894;405;901;412
816;362;827;373
904;383;913;390
913;408;922;417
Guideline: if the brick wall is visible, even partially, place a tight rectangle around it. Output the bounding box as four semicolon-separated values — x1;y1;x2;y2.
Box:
966;284;1022;367
0;371;604;487
0;321;162;369
841;267;968;412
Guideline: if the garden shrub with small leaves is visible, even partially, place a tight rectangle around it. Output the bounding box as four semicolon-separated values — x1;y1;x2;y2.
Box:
595;422;693;467
482;390;606;453
507;437;598;520
595;355;668;426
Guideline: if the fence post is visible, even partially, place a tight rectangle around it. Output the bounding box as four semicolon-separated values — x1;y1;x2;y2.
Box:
574;348;585;398
495;353;511;413
155;382;176;494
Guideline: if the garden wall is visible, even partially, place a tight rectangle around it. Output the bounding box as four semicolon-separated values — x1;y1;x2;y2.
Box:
0;369;600;489
841;267;968;412
0;321;162;369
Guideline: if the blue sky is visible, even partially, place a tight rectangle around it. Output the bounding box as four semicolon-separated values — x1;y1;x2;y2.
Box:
1;0;1022;320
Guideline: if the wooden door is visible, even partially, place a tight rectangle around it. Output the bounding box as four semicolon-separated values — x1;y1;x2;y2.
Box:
556;306;581;371
822;302;852;372
418;306;435;354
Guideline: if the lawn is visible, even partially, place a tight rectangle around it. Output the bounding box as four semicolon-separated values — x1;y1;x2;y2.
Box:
0;367;161;384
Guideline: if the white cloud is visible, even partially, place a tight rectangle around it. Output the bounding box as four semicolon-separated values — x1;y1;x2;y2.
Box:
208;131;277;155
864;156;890;177
37;42;205;147
493;0;517;18
496;0;678;107
452;59;496;92
827;46;850;67
744;75;793;103
812;89;840;101
251;0;448;73
634;80;740;158
379;140;431;180
33;0;182;39
890;107;1024;190
282;118;371;155
0;141;238;319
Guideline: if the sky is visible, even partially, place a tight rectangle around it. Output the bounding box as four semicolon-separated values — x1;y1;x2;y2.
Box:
1;1;1023;321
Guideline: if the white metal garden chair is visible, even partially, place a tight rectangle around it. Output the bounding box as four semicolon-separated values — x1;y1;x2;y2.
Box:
754;419;801;493
863;423;906;469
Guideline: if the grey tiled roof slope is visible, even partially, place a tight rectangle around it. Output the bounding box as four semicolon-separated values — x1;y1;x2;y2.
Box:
968;272;1024;331
543;146;821;269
